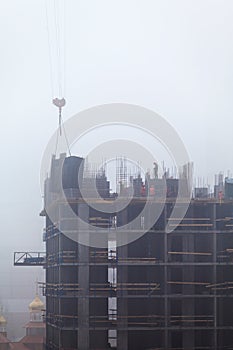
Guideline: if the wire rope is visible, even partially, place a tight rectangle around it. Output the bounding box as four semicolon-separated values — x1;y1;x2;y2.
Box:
45;0;71;156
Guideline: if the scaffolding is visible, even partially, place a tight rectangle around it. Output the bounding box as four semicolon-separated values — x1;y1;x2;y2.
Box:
32;156;233;349
40;201;233;348
14;252;46;266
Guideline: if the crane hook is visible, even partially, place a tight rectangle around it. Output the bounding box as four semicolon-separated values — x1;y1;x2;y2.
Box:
53;98;66;135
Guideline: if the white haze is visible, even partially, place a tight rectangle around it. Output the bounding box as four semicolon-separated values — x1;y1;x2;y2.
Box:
0;0;233;339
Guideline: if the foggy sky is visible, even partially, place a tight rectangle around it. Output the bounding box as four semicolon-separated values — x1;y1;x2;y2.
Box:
0;0;233;336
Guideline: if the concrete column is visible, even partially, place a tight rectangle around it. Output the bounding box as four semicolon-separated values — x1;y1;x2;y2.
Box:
164;204;169;349
213;203;217;350
78;203;90;350
117;208;128;350
182;233;195;350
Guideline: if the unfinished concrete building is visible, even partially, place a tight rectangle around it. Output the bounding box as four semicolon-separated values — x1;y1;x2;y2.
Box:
15;154;233;349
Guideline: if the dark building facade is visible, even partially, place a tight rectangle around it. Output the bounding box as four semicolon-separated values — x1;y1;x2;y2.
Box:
42;155;233;350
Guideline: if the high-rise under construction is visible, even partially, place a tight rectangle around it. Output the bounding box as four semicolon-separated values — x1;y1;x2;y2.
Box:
39;154;233;350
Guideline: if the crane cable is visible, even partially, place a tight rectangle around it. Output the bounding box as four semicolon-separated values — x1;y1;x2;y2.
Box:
45;0;71;156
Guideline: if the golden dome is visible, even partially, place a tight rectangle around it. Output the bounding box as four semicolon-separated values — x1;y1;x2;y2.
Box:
0;315;6;325
29;295;44;311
